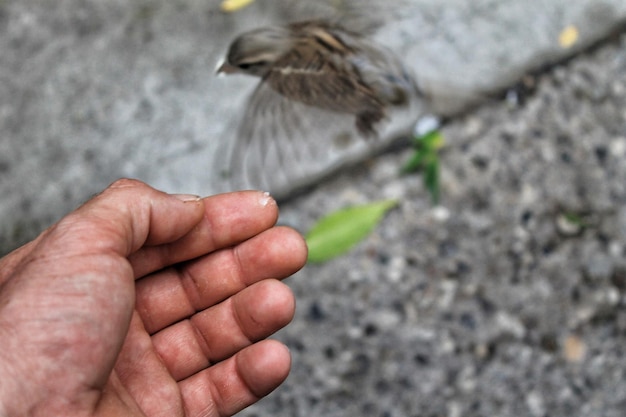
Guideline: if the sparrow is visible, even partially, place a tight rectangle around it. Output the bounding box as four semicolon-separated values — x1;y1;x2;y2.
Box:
215;19;422;193
217;20;419;136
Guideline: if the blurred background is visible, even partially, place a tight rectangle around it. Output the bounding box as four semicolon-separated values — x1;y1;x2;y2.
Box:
2;1;626;416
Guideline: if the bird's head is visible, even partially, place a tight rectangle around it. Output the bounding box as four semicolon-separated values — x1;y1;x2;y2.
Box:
216;26;294;77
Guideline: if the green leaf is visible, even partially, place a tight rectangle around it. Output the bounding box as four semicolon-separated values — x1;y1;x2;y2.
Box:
403;130;445;174
562;212;586;226
424;157;440;205
412;130;445;149
401;148;428;173
306;200;398;263
421;130;445;150
403;129;445;205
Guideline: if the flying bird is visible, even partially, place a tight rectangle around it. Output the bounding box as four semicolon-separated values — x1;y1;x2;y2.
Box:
216;19;423;194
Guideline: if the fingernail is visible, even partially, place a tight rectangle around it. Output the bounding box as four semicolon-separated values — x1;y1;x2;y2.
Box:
258;191;273;207
172;194;201;203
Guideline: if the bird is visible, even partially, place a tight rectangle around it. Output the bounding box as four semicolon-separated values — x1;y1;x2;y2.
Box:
215;19;422;194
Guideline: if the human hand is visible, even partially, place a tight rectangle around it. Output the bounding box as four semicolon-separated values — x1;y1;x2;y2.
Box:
0;179;307;416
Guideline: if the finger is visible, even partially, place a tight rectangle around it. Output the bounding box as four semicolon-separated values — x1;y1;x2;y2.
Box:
136;226;307;334
60;178;206;257
0;179;205;286
128;189;280;278
0;239;41;286
179;339;291;417
150;279;295;381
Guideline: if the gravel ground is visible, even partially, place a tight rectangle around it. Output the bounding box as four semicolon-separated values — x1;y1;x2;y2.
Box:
2;2;625;415
239;31;626;417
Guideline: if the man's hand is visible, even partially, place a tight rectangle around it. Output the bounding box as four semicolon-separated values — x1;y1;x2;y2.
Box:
0;179;307;416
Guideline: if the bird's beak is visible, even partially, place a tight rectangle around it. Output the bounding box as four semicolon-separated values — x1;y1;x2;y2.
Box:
215;58;238;76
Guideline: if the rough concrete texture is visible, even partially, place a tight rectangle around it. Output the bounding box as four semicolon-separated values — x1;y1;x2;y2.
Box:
2;0;626;252
2;1;626;416
251;32;626;417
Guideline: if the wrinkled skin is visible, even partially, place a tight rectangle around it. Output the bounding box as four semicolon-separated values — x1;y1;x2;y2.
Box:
0;179;307;417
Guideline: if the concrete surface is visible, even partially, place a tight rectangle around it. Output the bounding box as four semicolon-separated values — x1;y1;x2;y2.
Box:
253;31;626;417
1;1;626;416
2;0;626;252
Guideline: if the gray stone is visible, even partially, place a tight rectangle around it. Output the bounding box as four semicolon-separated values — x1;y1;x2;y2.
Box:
3;1;626;416
2;0;626;252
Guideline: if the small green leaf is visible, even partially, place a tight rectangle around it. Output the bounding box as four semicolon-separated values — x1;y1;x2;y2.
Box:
424;157;440;205
412;130;445;149
563;212;586;226
423;130;445;149
306;200;398;263
403;129;444;205
401;148;428;173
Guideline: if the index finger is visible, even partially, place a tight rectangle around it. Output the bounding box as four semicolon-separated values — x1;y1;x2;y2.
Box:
128;189;280;278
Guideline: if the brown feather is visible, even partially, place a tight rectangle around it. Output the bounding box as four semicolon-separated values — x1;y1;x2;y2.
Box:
217;19;422;192
262;22;389;135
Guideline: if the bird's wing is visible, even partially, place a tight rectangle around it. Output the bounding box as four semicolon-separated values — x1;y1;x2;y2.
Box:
278;0;416;36
215;25;424;198
269;24;419;111
220;80;373;198
262;35;383;116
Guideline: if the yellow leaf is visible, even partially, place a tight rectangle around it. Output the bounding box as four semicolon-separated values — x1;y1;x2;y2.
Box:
563;335;586;363
558;25;579;49
220;0;255;13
